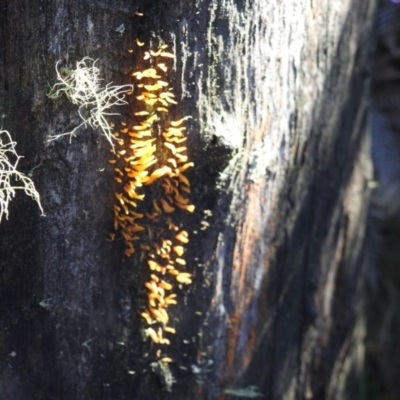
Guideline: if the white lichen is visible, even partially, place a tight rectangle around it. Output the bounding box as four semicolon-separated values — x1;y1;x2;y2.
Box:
0;129;44;222
48;57;133;150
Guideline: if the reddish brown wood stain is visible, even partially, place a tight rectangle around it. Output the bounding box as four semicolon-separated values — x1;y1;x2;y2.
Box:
222;180;268;383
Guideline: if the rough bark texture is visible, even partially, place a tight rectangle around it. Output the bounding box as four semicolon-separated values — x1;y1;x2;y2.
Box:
0;1;375;399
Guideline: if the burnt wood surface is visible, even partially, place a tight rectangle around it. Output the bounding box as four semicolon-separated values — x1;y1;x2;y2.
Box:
0;1;376;399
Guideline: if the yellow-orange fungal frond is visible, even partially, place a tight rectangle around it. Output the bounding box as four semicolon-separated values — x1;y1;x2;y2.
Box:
158;280;173;291
173;246;185;256
130;224;145;232
129;137;156;145
133;124;151;131
157;80;169;87
161;179;175;194
145;281;159;293
148;296;157;308
141;91;157;99
153;200;162;213
174;192;189;205
140;67;160;77
145;99;159;106
162;238;172;248
174;153;188;163
167;268;179;276
141;312;154;325
153;243;163;256
160;51;174;58
145;327;159;343
178;162;194;172
123;187;145;201
159;91;175;99
163;142;177;154
157;107;169;112
124;247;135;257
174;146;187;154
144;114;159;125
128;211;144;221
166;128;186;137
145;166;172;185
170;118;189;127
150;49;163;57
159;94;176;105
177;174;190;186
121;203;129;215
175;258;186;266
148;260;162;272
128;130;152;138
168;136;188;144
158;308;169;324
132;144;156;158
176;272;192;284
165;295;178;303
160;198;175;213
134;111;150;116
144;83;163;91
117;214;136;224
175;202;195;213
121;230;133;241
146;212;160;220
149;307;166;323
167;158;177;168
165;218;179;231
162;131;179;140
175;231;189;243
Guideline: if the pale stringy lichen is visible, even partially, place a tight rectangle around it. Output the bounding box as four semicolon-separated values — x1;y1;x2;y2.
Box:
48;57;133;150
0;129;44;222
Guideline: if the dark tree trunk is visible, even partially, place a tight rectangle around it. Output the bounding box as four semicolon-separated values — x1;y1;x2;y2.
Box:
0;1;376;399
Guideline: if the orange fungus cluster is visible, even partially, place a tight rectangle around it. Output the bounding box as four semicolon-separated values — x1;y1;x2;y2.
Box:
109;42;195;356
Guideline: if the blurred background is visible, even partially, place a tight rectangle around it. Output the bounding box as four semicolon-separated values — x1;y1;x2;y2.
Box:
366;1;400;399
